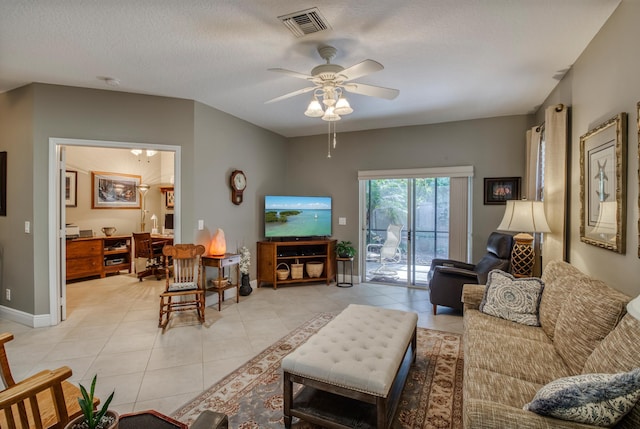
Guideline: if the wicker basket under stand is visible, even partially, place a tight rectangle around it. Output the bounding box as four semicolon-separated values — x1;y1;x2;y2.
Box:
291;259;304;280
306;261;324;278
276;263;290;280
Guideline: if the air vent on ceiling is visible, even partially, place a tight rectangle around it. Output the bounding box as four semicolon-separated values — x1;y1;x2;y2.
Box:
278;7;331;38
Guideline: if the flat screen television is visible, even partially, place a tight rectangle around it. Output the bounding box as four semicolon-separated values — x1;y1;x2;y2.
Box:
265;195;332;239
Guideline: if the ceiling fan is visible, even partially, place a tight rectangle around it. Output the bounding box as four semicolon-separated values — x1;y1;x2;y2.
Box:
266;45;399;121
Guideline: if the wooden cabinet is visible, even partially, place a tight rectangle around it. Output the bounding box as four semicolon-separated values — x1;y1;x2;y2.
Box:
66;236;131;281
257;239;336;289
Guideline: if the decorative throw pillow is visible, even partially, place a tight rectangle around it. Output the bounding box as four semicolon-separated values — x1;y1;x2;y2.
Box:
523;368;640;427
479;269;544;326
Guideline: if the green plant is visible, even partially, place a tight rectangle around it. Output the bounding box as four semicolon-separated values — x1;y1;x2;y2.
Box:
336;241;356;258
78;375;115;429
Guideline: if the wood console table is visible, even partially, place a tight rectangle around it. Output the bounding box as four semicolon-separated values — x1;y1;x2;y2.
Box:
202;253;240;311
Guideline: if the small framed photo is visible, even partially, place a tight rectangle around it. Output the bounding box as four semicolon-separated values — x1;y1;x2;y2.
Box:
65;170;78;207
483;177;521;205
91;171;142;209
166;189;175;208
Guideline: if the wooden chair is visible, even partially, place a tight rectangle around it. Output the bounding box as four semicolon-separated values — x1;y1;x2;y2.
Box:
159;244;206;330
133;232;165;281
0;332;99;429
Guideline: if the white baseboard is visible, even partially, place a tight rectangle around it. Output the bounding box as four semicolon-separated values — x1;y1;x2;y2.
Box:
0;305;51;328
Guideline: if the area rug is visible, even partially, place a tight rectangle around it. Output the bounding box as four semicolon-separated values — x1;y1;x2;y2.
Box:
172;313;463;429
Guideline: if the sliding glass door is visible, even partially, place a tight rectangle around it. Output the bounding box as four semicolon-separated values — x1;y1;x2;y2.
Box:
360;167;472;288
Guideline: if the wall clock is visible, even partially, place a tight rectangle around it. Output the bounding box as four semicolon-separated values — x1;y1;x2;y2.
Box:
230;170;247;205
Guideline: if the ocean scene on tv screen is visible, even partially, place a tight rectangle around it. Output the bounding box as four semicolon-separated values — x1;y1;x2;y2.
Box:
265;196;332;237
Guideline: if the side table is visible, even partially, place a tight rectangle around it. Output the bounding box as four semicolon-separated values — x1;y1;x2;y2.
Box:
202;253;241;311
336;257;354;288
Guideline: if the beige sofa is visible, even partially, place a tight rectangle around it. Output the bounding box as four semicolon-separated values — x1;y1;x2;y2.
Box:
462;260;640;429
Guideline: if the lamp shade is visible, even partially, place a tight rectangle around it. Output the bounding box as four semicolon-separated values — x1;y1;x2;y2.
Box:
304;97;324;117
334;95;353;115
321;106;341;121
497;200;551;233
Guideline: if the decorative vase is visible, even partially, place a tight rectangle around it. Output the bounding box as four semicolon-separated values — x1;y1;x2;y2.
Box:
64;410;119;429
239;273;252;296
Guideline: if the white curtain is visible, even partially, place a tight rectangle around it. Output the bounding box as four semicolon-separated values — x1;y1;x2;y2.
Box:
449;177;469;262
541;105;568;267
526;105;568;273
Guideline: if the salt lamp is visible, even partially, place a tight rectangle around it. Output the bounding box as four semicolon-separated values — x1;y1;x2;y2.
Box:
209;228;227;256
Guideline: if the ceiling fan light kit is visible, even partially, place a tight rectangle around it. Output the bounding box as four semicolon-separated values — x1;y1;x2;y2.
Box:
268;45;399;156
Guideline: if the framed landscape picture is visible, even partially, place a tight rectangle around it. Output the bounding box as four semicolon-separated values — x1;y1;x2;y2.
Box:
483;177;521;205
91;171;142;209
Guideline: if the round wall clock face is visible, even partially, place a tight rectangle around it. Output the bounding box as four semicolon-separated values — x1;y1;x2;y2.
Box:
231;170;246;205
233;171;247;190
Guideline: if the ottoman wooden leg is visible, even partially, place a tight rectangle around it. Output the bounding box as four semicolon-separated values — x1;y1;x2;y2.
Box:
284;371;293;428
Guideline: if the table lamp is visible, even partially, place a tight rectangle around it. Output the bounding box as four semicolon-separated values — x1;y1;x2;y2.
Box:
150;214;158;234
209;228;227;257
497;199;551;277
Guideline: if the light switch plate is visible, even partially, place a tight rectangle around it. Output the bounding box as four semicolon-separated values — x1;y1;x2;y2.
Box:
198;220;204;230
24;221;30;233
338;217;346;225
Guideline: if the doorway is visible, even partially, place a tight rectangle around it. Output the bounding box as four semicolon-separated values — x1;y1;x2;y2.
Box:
359;167;473;287
48;138;181;325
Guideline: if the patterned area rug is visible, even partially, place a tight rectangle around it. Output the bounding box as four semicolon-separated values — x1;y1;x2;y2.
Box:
172;313;463;429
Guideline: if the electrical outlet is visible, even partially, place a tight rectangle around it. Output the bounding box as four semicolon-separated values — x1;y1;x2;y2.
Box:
5;289;10;301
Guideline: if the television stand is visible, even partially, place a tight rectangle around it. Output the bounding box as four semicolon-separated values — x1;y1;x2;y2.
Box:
257;239;336;289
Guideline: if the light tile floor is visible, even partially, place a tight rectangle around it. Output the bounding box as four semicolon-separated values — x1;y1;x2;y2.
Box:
0;274;462;418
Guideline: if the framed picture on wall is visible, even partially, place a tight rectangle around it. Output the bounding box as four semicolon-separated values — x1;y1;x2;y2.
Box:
0;151;6;216
65;170;77;207
166;189;175;208
483;177;521;205
91;171;142;209
579;112;626;254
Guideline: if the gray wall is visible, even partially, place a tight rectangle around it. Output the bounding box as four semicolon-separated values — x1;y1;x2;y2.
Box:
287;115;532;274
0;85;34;314
534;0;640;296
0;83;287;316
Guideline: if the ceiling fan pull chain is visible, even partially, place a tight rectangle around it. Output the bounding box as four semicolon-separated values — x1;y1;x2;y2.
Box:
333;121;337;149
327;122;332;158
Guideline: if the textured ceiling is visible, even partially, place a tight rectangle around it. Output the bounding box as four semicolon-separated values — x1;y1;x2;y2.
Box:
0;0;621;137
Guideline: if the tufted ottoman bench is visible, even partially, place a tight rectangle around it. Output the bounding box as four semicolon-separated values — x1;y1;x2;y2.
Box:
282;304;418;429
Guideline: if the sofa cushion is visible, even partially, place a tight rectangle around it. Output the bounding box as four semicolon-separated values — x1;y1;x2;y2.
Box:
583;314;640;429
465;325;570;385
465;308;551;343
480;270;544;326
539;261;586;340
553;277;628;375
523;368;640;427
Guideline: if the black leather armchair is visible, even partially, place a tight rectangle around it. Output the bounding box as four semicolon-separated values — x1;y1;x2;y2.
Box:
428;232;514;314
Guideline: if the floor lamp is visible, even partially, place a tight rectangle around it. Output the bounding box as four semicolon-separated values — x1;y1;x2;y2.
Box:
497;200;551;278
138;183;150;232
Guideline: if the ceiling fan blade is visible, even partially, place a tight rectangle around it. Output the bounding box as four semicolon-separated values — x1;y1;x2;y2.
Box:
343;83;399;100
268;68;313;80
338;60;384;81
265;86;316;104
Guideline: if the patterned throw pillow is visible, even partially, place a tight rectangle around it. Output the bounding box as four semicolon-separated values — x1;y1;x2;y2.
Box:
523;369;640;427
479;269;544;326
